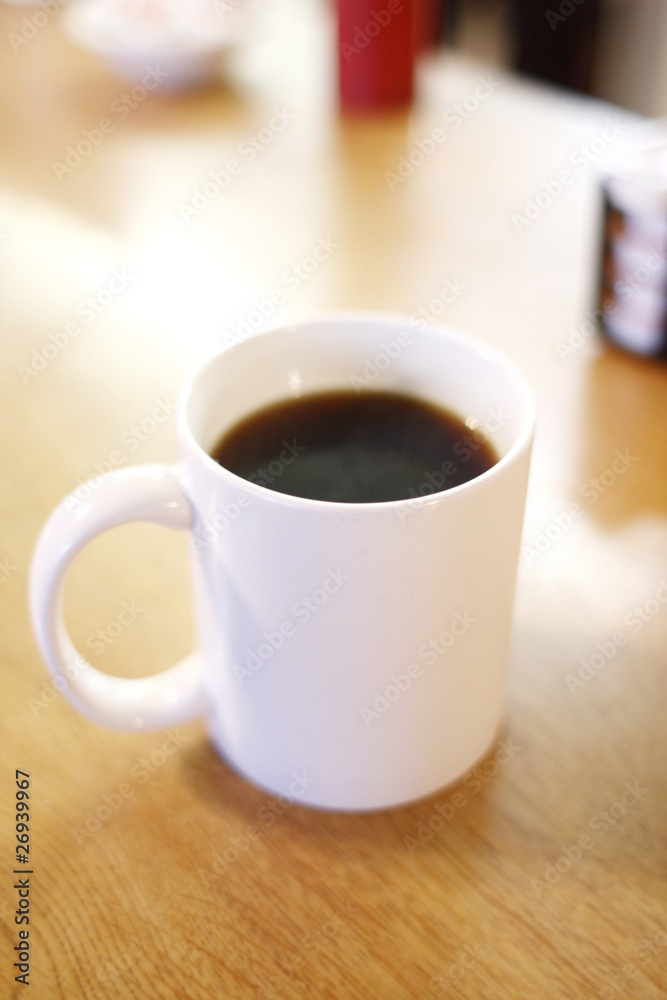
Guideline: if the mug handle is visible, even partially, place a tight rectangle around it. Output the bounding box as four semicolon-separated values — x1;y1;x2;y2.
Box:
29;465;206;730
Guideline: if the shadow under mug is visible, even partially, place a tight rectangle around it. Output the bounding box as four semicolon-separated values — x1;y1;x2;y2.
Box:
30;314;535;812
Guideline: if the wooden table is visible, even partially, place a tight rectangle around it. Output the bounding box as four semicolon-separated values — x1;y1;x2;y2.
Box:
2;4;666;998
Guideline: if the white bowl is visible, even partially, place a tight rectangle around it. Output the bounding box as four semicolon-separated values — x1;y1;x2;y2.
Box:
61;0;248;91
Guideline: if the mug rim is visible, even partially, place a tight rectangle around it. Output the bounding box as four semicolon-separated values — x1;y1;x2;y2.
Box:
177;311;537;511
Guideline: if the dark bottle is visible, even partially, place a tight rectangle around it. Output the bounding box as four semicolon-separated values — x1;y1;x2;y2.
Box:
597;126;667;361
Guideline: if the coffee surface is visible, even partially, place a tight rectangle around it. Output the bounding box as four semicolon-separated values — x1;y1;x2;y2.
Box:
210;390;498;503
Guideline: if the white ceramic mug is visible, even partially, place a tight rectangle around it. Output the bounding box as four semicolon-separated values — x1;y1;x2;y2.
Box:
30;314;535;811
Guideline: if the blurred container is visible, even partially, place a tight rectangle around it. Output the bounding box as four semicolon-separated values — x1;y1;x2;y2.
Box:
62;0;246;92
336;0;420;111
597;121;667;360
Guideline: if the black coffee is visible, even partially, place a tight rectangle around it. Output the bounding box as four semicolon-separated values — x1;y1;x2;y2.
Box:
211;390;498;503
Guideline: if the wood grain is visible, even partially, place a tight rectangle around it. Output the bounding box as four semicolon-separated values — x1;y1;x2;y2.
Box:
1;4;666;998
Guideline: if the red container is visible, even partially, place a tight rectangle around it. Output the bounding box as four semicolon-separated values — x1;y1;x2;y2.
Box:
336;0;419;110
